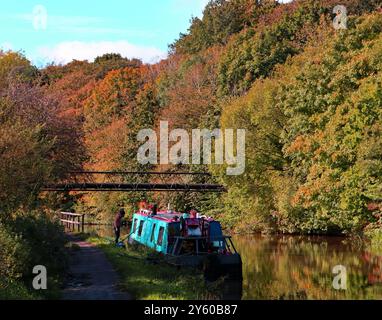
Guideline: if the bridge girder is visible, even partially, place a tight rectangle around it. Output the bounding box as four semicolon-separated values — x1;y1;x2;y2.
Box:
43;183;226;192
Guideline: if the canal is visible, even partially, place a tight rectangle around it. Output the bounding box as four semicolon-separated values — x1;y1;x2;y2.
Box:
84;225;382;299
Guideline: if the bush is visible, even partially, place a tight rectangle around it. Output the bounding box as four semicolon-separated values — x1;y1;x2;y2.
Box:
0;278;38;300
11;212;68;280
0;224;30;280
0;211;68;297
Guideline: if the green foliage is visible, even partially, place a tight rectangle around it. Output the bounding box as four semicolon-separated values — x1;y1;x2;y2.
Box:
218;1;327;96
0;278;38;300
170;0;258;54
0;223;30;280
0;103;53;214
217;0;382;97
0;211;67;299
10;212;68;277
279;14;382;233
219;12;382;234
0;51;38;89
94;53;142;79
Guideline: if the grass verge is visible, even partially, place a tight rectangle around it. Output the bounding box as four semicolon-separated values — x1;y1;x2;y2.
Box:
87;236;209;300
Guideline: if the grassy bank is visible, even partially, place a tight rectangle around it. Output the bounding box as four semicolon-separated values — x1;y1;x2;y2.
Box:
87;236;209;300
0;279;39;300
0;278;63;300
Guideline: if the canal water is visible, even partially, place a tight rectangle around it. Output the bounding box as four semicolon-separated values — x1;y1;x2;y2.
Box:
84;225;382;300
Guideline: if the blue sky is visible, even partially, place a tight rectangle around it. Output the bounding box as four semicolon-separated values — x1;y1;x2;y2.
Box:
0;0;209;65
0;0;292;66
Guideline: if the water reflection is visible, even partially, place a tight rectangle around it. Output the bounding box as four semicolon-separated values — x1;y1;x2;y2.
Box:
84;225;382;300
232;235;382;300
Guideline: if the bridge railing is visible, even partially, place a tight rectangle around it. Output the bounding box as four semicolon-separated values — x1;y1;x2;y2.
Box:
43;171;225;193
58;212;85;232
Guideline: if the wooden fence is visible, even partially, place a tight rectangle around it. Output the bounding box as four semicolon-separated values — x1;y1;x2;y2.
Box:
58;212;85;232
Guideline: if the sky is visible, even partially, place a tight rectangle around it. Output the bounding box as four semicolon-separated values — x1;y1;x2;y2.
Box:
0;0;292;66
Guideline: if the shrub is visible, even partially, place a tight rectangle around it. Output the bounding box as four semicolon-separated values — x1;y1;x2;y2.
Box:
0;278;37;300
0;211;68;296
0;224;30;280
9;212;68;281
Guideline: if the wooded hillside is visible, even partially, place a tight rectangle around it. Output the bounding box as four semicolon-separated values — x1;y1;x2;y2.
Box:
1;0;382;235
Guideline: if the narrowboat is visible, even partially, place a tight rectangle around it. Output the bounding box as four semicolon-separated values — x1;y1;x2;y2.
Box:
128;208;242;280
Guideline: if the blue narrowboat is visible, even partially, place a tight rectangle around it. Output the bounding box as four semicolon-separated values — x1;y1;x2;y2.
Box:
129;208;242;279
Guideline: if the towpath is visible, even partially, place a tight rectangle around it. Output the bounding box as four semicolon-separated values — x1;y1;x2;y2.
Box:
62;236;132;300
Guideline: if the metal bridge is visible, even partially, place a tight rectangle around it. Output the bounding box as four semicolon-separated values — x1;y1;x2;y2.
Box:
43;171;226;193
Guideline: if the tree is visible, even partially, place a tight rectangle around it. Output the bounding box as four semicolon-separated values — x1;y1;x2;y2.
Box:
0;51;39;91
170;0;270;54
0;80;84;216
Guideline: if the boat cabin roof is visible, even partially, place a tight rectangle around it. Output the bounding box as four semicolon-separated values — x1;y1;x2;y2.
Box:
134;209;214;223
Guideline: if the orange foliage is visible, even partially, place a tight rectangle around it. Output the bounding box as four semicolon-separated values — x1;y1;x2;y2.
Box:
85;118;128;172
159;46;222;129
286;135;312;154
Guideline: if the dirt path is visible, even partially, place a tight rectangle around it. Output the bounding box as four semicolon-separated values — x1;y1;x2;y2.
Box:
62;237;132;300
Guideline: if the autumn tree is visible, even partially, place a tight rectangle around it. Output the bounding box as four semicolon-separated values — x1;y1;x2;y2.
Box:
0;51;39;91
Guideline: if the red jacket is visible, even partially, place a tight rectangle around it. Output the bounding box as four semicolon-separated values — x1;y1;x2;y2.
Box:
114;213;123;229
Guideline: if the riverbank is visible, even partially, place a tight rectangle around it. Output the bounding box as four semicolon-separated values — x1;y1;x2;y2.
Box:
85;235;209;300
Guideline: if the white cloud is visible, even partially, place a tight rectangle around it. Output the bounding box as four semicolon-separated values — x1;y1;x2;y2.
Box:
0;42;13;51
36;41;167;65
13;13;158;38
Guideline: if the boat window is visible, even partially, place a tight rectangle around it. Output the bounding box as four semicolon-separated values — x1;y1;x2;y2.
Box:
213;240;224;249
132;218;137;234
150;224;156;243
157;226;165;246
138;220;145;237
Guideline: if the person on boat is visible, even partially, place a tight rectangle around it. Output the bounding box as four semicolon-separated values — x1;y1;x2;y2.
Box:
152;204;158;216
189;209;198;219
139;200;148;211
113;208;125;244
183;209;201;237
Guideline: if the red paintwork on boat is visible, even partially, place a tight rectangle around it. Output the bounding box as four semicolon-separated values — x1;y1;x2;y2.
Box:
135;209;214;223
135;210;182;222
